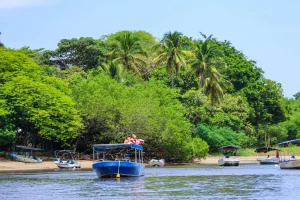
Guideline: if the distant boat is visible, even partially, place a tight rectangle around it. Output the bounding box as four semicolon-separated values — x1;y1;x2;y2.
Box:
276;139;300;169
54;150;81;169
10;145;43;163
255;147;279;165
218;145;240;166
92;143;145;178
149;159;165;167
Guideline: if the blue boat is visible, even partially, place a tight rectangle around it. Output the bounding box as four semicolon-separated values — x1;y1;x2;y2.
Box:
92;143;145;178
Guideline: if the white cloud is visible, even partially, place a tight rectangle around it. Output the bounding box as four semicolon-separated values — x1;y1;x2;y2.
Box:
0;0;52;9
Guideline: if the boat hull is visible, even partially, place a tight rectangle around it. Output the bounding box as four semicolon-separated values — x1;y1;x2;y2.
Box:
56;161;81;169
14;156;42;163
92;161;145;178
279;159;300;169
257;157;279;165
218;158;239;166
149;159;165;167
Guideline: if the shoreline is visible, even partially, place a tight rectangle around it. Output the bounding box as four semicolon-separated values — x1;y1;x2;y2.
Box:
0;156;261;172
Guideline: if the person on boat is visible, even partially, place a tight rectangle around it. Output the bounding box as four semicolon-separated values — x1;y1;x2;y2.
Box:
225;154;230;158
267;155;270;158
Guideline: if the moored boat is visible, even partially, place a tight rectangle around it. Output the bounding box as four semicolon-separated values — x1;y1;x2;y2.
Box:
10;145;43;163
149;159;165;167
54;150;81;169
218;145;240;166
276;139;300;169
255;147;280;165
92;143;145;178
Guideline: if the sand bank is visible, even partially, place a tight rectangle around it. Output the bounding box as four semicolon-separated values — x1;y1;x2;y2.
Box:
0;156;261;172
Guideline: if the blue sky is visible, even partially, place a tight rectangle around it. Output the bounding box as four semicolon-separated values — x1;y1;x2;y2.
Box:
0;0;299;98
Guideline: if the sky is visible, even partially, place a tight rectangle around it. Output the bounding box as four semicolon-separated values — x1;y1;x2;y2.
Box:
0;0;299;98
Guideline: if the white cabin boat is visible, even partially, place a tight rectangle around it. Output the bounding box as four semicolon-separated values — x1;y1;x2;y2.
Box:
255;147;280;165
149;159;165;167
54;150;81;169
276;139;300;169
218;146;240;166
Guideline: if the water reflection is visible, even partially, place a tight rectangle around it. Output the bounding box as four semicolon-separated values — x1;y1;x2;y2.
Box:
1;165;300;199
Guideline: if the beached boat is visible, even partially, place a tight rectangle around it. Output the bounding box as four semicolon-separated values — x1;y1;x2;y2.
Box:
92;143;145;178
276;139;300;169
149;159;165;167
218;146;240;166
255;147;280;165
54;150;81;169
10;145;43;163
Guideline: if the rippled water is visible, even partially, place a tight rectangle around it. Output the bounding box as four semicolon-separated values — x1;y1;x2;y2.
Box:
1;164;300;199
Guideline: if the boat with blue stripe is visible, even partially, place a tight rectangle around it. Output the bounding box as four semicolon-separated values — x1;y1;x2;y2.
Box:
92;143;145;178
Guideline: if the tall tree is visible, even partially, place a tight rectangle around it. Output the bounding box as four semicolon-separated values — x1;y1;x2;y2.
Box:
109;32;147;74
152;31;189;88
190;33;225;88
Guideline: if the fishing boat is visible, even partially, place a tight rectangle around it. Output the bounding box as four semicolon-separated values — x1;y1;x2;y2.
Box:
255;147;280;165
218;145;240;166
276;139;300;169
92;143;145;178
149;159;165;167
10;145;43;163
54;150;81;169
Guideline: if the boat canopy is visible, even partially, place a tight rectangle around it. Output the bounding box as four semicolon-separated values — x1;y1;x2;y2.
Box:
219;145;240;150
275;139;300;146
93;143;143;152
255;147;279;153
15;145;43;151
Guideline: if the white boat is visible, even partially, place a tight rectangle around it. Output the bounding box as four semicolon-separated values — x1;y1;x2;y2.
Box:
10;145;43;163
218;146;240;166
276;139;300;169
54;150;81;169
149;159;165;167
279;156;300;169
255;147;280;165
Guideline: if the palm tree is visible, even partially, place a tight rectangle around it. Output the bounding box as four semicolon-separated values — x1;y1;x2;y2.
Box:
101;61;124;82
190;33;225;88
152;31;189;88
202;67;228;106
110;32;147;74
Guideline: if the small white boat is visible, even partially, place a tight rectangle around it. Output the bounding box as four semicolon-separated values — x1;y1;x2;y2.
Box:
149;159;165;167
255;147;280;165
10;145;43;163
276;139;300;169
279;156;300;169
54;150;81;169
218;146;240;166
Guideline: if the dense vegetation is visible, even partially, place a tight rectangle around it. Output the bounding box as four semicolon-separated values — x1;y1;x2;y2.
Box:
0;30;298;161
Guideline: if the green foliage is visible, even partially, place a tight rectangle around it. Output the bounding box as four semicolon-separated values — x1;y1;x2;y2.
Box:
71;72;208;161
215;40;263;92
43;37;107;70
0;48;82;146
193;124;249;149
240;78;287;125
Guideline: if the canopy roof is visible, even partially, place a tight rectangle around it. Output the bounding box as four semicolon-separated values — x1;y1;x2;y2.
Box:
219;145;240;150
54;150;77;155
15;145;43;151
275;139;300;146
255;147;279;153
93;143;143;152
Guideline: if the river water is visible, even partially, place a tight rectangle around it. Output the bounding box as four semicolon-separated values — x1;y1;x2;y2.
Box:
1;164;300;199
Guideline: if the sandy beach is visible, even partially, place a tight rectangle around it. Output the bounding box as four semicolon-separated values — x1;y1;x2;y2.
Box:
0;156;260;172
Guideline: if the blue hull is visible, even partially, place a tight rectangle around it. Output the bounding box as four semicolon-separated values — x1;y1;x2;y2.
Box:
260;162;279;165
92;161;145;178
